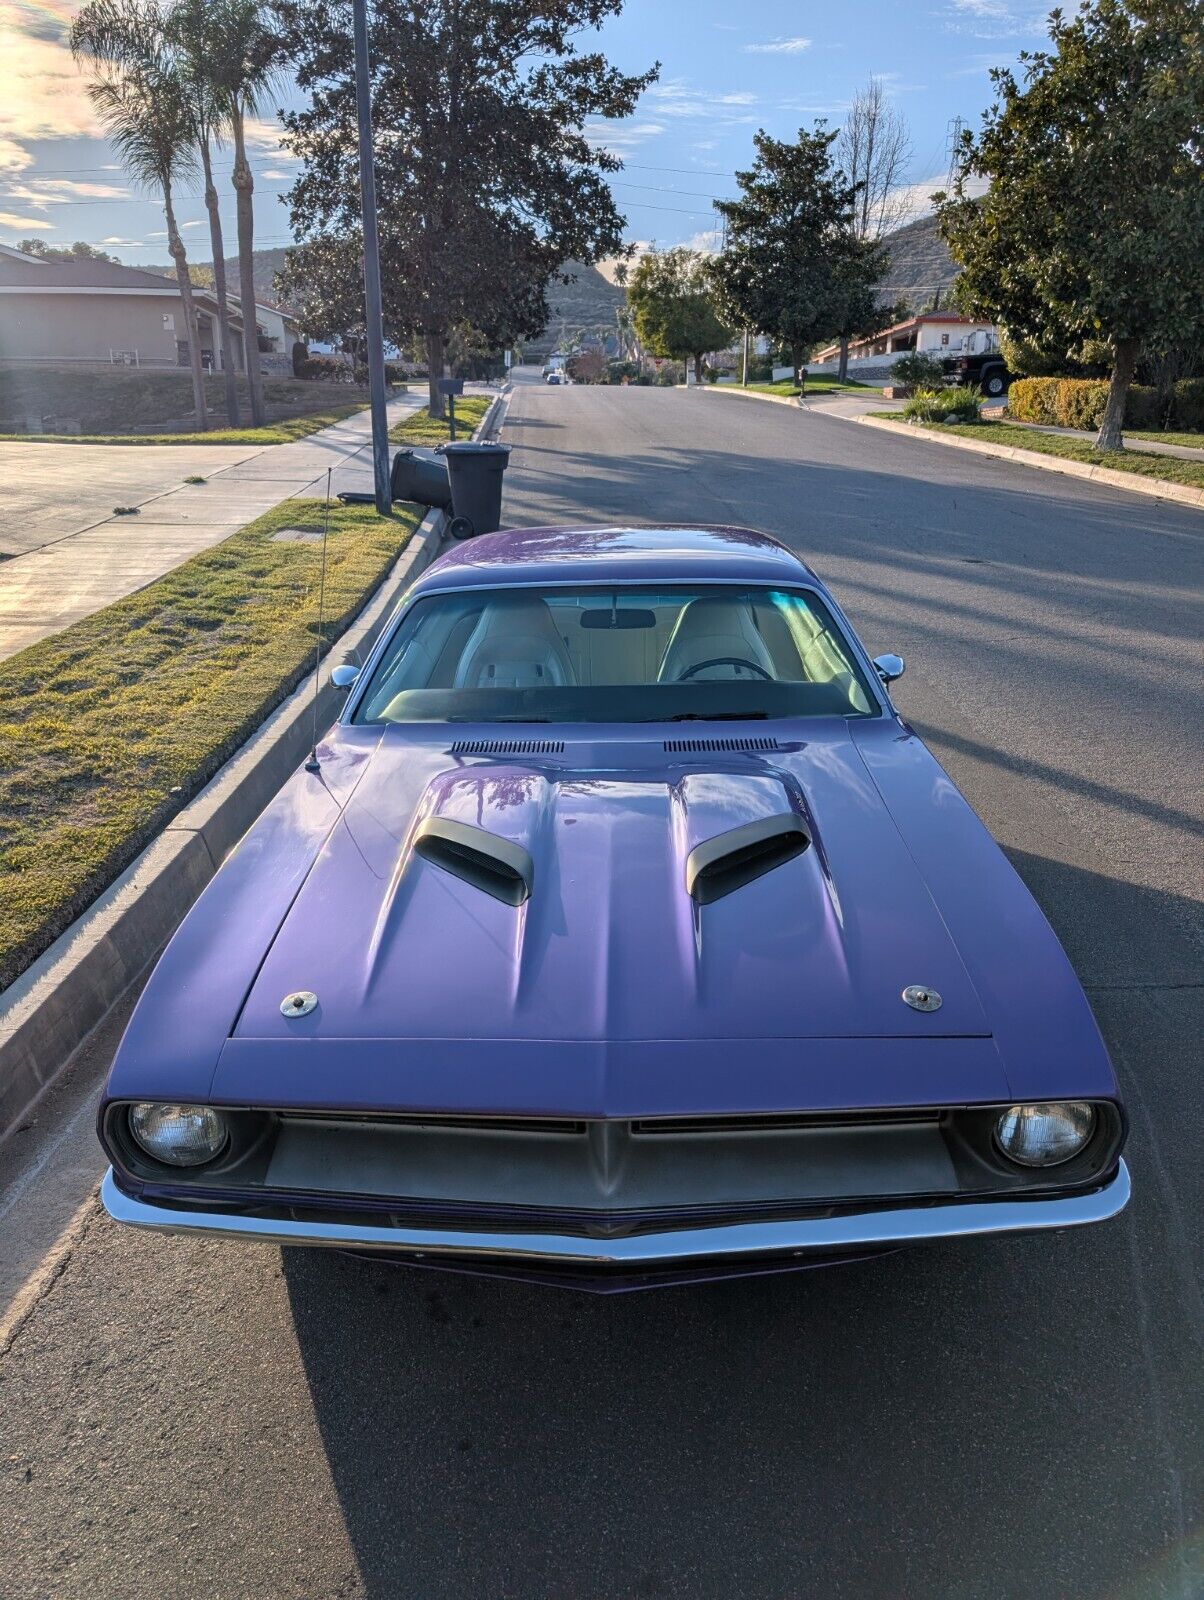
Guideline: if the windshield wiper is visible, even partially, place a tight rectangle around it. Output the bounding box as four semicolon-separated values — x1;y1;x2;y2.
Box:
659;711;770;722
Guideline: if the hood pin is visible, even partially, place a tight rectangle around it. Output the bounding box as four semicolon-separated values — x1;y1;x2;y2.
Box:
281;990;318;1018
902;985;942;1013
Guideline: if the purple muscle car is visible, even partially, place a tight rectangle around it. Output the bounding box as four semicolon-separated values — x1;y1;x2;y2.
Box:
99;526;1129;1290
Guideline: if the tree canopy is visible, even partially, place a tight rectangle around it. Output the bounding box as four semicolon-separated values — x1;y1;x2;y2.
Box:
710;127;863;379
937;0;1204;449
276;0;656;412
627;247;729;377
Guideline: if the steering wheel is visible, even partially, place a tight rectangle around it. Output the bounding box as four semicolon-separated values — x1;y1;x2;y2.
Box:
676;656;774;682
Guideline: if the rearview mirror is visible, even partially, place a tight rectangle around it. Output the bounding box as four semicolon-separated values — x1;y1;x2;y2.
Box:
331;664;360;691
873;653;905;685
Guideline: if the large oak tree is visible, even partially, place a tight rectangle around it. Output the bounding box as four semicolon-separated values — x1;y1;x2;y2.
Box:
276;0;656;415
938;0;1204;450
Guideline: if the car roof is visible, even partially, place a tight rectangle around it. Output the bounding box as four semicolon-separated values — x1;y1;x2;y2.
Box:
410;525;823;596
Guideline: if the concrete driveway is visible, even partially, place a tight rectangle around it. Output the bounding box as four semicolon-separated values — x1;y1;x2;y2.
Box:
0;396;421;661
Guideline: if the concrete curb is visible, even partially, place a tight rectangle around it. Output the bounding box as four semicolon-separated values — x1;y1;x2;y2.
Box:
0;503;447;1147
705;385;802;410
855;414;1204;513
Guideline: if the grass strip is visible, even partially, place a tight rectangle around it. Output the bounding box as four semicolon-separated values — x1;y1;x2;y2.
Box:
0;497;419;990
0;404;370;447
389;394;493;445
737;378;879;399
870;415;1204;491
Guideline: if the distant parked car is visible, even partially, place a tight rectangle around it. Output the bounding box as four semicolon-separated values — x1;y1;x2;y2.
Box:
97;526;1129;1292
942;347;1011;397
545;371;565;385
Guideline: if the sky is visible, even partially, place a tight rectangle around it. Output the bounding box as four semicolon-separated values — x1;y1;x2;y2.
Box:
0;0;1058;268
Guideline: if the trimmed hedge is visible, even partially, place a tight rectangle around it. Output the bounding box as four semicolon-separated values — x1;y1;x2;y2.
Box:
1009;376;1204;432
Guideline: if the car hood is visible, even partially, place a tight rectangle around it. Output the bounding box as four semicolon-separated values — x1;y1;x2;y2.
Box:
233;731;990;1045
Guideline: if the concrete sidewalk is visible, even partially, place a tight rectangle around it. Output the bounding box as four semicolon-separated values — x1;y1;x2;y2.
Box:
999;419;1204;461
0;392;422;662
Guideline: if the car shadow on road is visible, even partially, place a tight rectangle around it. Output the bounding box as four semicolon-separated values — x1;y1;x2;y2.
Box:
281;858;1202;1600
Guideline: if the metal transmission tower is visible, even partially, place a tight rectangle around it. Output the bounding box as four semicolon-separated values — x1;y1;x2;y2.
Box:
353;0;391;515
945;115;966;193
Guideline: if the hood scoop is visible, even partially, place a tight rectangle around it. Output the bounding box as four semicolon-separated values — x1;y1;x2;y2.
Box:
686;814;810;905
412;817;534;906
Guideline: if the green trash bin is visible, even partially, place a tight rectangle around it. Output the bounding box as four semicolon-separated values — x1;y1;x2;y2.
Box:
441;441;512;538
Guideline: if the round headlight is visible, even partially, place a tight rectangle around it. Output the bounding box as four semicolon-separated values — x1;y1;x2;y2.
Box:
994;1102;1095;1168
128;1102;228;1167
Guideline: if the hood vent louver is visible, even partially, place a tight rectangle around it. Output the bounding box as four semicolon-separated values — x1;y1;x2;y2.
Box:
686;814;810;906
664;736;780;754
412;817;534;907
450;738;565;756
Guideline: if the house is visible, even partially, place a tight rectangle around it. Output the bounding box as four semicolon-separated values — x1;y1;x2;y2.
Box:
805;312;999;380
0;246;300;373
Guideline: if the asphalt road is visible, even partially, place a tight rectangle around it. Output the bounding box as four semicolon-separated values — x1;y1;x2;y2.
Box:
1;370;1201;1600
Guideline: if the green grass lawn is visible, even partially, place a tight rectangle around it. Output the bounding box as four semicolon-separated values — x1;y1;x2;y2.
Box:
389;393;492;445
0;403;370;447
739;378;879;399
0;496;420;990
873;415;1204;491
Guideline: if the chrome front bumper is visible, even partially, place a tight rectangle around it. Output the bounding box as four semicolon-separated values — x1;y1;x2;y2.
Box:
101;1161;1130;1267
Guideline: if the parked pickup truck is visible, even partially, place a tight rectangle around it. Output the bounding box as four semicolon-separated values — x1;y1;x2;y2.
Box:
941;331;1011;398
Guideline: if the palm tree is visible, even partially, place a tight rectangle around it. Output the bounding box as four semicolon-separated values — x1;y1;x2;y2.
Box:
170;0;240;425
72;0;209;431
208;0;281;428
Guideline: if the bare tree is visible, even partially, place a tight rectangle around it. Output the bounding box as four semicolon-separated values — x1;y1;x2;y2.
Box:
834;78;911;379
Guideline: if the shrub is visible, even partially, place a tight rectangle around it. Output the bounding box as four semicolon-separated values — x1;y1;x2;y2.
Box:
1007;377;1061;423
1172;378;1204;431
294;352;357;383
1012;376;1162;430
892;351;947;391
903;386;981;424
1055;378;1111;430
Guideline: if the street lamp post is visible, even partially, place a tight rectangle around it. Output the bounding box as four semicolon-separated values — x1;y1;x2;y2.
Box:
352;0;391;514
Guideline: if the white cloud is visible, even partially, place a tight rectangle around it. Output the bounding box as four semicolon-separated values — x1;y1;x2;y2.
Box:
942;0;1050;38
261;169;291;181
641;82;760;127
743;36;812;55
584;119;667;155
2;177;130;206
101;236;145;246
0;207;54;229
885;170;990;226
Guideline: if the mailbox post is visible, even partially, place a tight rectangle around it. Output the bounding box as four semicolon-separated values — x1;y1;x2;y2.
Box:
438;376;465;441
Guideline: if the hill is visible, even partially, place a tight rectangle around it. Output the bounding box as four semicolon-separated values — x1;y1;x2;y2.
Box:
879;215;959;312
142;246;294;307
525;261;627;358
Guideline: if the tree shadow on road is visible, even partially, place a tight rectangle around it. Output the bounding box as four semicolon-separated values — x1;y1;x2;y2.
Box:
282;849;1204;1600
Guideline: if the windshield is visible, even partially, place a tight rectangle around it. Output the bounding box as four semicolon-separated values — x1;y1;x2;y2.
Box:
353;584;878;724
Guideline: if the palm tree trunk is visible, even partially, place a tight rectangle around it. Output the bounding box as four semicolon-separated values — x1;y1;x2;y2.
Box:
164;181;208;431
1095;336;1140;452
230;102;266;427
200;136;240;426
